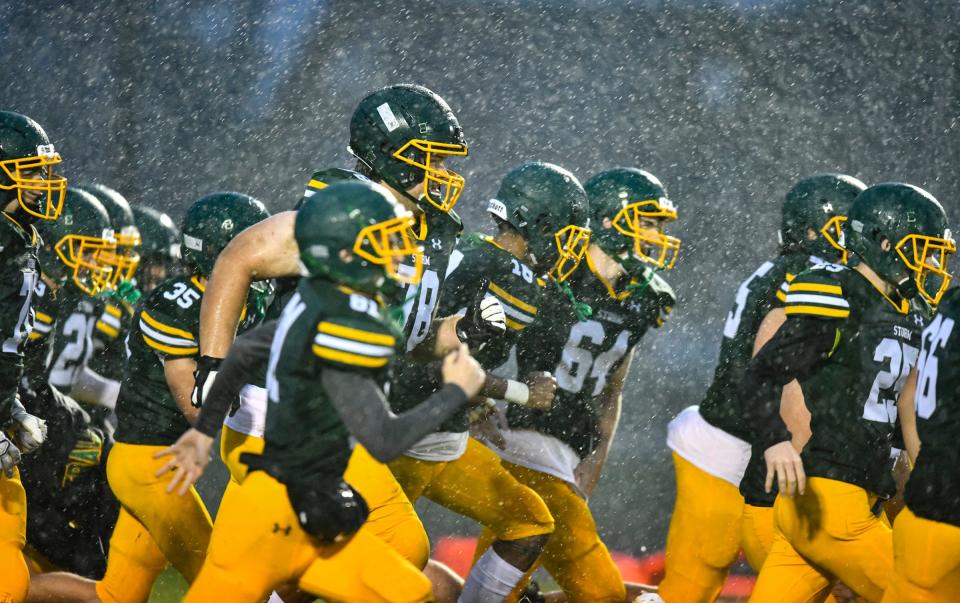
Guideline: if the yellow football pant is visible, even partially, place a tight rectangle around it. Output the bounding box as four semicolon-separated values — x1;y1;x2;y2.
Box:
388;437;555;542
660;452;744;603
184;470;433;603
0;467;28;603
221;426;430;569
750;477;892;603
881;506;960;603
95;442;213;603
741;503;775;573
473;461;625;603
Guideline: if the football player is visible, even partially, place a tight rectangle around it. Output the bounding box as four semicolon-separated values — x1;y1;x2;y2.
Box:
472;167;677;603
130;204;180;295
29;192;270;602
743;183;953;602
19;187;120;578
886;288;960;601
0;110;64;603
660;174;865;602
387;162;591;602
157;180;489;602
186;85;523;582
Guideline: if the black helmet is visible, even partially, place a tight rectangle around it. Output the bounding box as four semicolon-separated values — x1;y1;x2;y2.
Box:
76;183;142;287
488;162;591;281
349;85;467;212
0;111;66;220
846;182;954;304
132;204;181;294
36;187;116;295
584;167;680;273
180;192;270;277
780;173;867;262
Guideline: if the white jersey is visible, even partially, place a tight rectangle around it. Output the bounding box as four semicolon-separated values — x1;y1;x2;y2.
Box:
223;384;269;437
666;405;752;487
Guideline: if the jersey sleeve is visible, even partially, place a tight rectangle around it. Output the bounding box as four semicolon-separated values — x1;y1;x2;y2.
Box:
311;317;397;372
437;235;488;317
136;285;199;358
773;272;797;306
95;302;125;340
783;270;850;320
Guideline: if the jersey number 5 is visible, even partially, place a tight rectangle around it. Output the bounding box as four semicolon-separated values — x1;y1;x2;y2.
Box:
916;314;955;419
555;320;631;396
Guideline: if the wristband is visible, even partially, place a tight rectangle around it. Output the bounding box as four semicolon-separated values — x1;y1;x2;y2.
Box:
503;379;530;406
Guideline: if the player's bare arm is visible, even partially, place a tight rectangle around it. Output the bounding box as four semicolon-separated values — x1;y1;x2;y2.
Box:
575;354;631;497
753;307;812;449
164;356;200;425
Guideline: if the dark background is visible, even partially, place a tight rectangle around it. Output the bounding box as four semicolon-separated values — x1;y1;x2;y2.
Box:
5;0;958;556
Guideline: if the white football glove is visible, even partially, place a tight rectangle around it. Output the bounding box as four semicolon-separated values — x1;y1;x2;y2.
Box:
477;296;507;333
9;398;46;454
0;433;22;477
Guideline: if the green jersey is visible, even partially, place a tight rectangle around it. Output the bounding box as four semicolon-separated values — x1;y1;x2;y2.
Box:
749;264;929;497
255;279;401;480
512;266;674;458
906;288;960;526
0;212;41;420
115;275;254;445
699;253;822;442
389;233;546;433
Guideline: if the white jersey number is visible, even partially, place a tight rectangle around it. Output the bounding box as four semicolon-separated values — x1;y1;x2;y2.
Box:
401;268;440;352
916;314;955;419
863;337;919;424
555;320;632;396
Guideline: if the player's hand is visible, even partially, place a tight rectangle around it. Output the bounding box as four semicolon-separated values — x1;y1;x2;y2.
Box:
191;356;223;408
441;344;485;399
0;433;22;477
8;401;46;454
456;281;507;350
153;428;215;496
524;371;557;410
764;440;806;496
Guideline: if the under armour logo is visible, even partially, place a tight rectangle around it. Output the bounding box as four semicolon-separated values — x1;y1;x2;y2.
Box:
821;202;834;214
913;314;925;327
430;239;442;250
272;523;292;536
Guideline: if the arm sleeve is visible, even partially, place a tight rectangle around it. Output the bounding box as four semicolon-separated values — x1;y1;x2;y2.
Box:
320;367;468;462
740;316;840;450
194;321;277;437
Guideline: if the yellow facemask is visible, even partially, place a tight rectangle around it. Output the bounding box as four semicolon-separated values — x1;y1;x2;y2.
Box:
354;214;424;285
0;145;67;220
392;139;468;212
548;225;592;282
611;199;681;269
820;215;849;264
896;232;956;306
55;229;118;295
98;225;142;288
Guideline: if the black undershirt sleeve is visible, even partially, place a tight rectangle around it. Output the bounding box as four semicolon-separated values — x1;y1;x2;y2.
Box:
194;321;277;437
740;316;839;451
321;368;468;462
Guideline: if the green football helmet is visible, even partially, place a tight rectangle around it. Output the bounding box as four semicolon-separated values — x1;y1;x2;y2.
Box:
36;187;116;295
584;167;679;274
0;111;66;220
846;182;955;305
349;84;467;213
780;173;867;262
180;192;270;277
295;181;423;295
132;204;181;294
76;183;142;287
487;162;591;281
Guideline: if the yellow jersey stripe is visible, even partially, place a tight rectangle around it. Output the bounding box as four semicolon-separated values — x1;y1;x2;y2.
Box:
105;305;123;318
786;273;796;282
776;290;787;303
35;311;54;324
317;322;395;346
141;311;196;340
28;331;43;341
784;305;850;318
191;275;206;292
143;334;198;355
505;318;527;331
788;282;843;295
96;321;120;338
488;282;537;315
308;179;328;190
312;345;390;368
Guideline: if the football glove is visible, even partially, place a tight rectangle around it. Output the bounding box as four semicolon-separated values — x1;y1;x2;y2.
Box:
456;281;507;350
8;397;46;454
191;356;223;408
0;433;22;477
